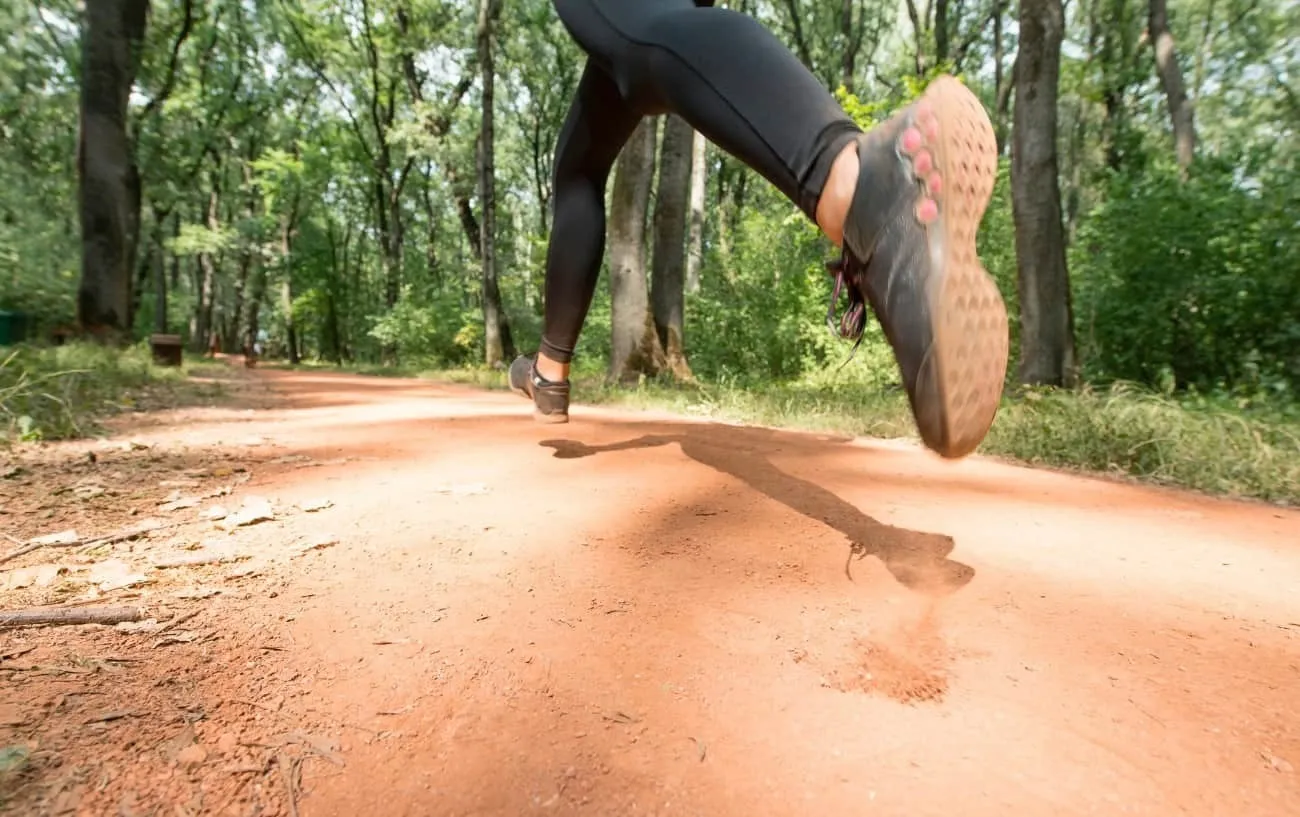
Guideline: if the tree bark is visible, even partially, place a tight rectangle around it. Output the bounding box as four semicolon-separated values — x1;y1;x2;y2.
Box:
421;165;441;290
477;0;514;367
1011;0;1077;387
193;181;220;354
608;118;664;384
992;0;1010;154
685;131;707;294
840;0;856;92
935;0;951;65
76;0;151;340
1148;0;1196;173
651;115;695;381
281;277;298;364
152;207;168;333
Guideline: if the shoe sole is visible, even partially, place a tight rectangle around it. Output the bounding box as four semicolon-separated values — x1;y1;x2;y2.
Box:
912;77;1009;459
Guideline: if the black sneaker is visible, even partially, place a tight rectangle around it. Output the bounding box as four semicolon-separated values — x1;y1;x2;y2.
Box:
508;355;571;424
829;75;1009;459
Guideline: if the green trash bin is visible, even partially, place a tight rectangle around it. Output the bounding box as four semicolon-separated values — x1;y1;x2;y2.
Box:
0;310;29;346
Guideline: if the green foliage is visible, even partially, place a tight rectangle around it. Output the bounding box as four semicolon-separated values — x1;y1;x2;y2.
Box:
169;223;237;257
366;292;485;368
1072;156;1300;396
0;342;200;443
685;206;874;383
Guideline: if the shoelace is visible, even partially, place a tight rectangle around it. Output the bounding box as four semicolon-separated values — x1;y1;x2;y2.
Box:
825;248;869;364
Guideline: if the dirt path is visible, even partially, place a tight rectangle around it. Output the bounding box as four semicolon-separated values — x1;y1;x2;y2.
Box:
3;366;1298;817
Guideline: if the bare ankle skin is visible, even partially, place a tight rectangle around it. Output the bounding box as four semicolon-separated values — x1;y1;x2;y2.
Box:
815;140;860;248
535;353;569;383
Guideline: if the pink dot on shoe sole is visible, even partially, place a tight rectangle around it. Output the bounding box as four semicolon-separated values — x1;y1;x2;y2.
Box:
914;150;934;176
927;173;942;196
900;127;923;154
917;199;939;224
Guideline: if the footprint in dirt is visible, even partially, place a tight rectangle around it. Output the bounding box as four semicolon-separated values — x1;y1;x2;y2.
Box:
540;426;975;596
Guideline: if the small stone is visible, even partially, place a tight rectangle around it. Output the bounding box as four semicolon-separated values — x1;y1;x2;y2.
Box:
176;744;207;767
217;497;275;530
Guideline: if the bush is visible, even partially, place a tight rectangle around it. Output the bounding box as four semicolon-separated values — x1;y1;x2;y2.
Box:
0;342;193;442
1071;157;1300;396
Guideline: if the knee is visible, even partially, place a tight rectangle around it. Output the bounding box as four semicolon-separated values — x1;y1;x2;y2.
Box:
551;173;607;224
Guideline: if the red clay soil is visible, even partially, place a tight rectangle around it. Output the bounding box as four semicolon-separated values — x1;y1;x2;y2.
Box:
1;366;1298;817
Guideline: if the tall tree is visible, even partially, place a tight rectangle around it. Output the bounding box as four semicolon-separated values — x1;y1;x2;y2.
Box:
1012;0;1077;386
651;114;694;380
686;132;708;295
608;117;663;383
477;0;513;366
76;0;151;338
1148;0;1197;172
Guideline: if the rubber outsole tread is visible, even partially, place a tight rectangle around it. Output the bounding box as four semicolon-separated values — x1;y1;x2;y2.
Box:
910;77;1008;459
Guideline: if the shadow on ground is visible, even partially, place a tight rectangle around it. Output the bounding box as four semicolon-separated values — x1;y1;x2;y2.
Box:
539;429;974;595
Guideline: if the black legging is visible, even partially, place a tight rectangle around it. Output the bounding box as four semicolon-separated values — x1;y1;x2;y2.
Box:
539;0;863;365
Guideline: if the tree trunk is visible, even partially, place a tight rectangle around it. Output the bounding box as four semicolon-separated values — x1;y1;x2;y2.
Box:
935;0;951;65
840;0;856;92
279;191;301;365
477;0;514;367
76;0;150;340
993;0;1011;154
1011;0;1077;387
231;168;255;354
152;210;168;334
281;278;298;364
651;115;694;381
132;205;167;332
1148;0;1196;173
322;219;348;363
130;219;154;325
608;118;664;384
245;267;264;361
193;184;220;353
685;131;707;294
1099;0;1136;173
421;165;441;290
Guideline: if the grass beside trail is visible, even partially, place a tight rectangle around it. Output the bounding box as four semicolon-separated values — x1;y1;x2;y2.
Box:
421;365;1300;506
0;342;226;444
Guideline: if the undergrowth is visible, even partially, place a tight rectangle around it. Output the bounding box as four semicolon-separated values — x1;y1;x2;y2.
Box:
0;342;217;443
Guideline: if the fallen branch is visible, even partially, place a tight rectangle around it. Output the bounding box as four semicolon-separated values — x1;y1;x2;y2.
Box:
0;520;190;565
154;608;200;635
277;752;303;817
0;605;146;629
